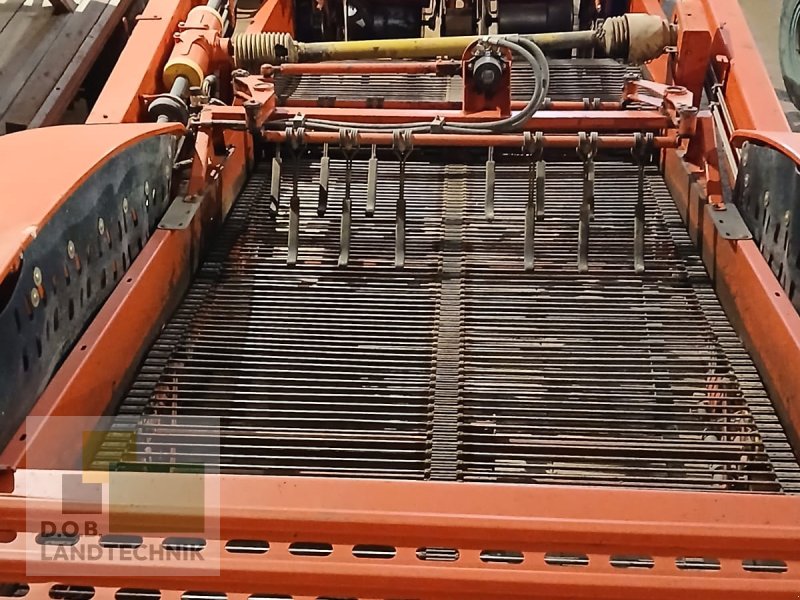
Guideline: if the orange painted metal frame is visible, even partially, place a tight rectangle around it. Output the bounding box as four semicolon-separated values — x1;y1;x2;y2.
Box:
2;471;800;598
269;106;672;130
262;130;679;149
3;0;800;597
87;0;196;124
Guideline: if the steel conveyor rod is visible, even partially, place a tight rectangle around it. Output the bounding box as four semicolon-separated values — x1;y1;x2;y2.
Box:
262;131;680;149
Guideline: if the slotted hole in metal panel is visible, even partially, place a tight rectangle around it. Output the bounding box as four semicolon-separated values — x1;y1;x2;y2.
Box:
544;552;589;567
609;555;655;569
162;537;206;552
352;544;397;559
49;586;95;600
36;533;79;547
479;550;525;564
225;539;270;554
0;585;29;598
415;547;459;561
288;542;333;557
181;593;226;600
115;589;161;600
742;559;788;573
675;557;721;571
100;534;143;548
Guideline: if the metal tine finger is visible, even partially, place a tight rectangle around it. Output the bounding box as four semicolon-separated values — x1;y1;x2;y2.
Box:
633;132;653;274
318;143;330;217
269;144;282;216
287;127;305;266
587;135;596;219
578;201;590;273
396;158;406;267
393;129;414;268
577;132;598;273
523;132;544;271
485;146;495;222
535;132;546;221
338;128;358;267
366;144;378;216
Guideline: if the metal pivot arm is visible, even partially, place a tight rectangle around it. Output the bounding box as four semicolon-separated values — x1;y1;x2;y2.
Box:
623;76;699;138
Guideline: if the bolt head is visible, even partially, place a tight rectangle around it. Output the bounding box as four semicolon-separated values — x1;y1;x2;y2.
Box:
98;217;105;235
123;197;129;212
32;267;42;286
67;240;75;259
764;191;770;207
145;181;150;197
30;288;40;308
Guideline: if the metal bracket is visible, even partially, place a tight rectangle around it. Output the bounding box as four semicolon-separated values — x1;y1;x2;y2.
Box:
623;75;698;137
705;204;753;240
159;196;202;230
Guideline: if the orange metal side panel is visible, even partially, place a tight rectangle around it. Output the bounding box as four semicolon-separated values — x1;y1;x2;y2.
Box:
3;470;800;556
2;472;800;598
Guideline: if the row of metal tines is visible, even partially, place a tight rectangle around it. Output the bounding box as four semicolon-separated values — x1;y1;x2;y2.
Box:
268;128;656;272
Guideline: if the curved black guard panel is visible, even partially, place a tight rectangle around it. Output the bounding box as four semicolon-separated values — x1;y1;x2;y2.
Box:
0;133;178;450
734;142;800;314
